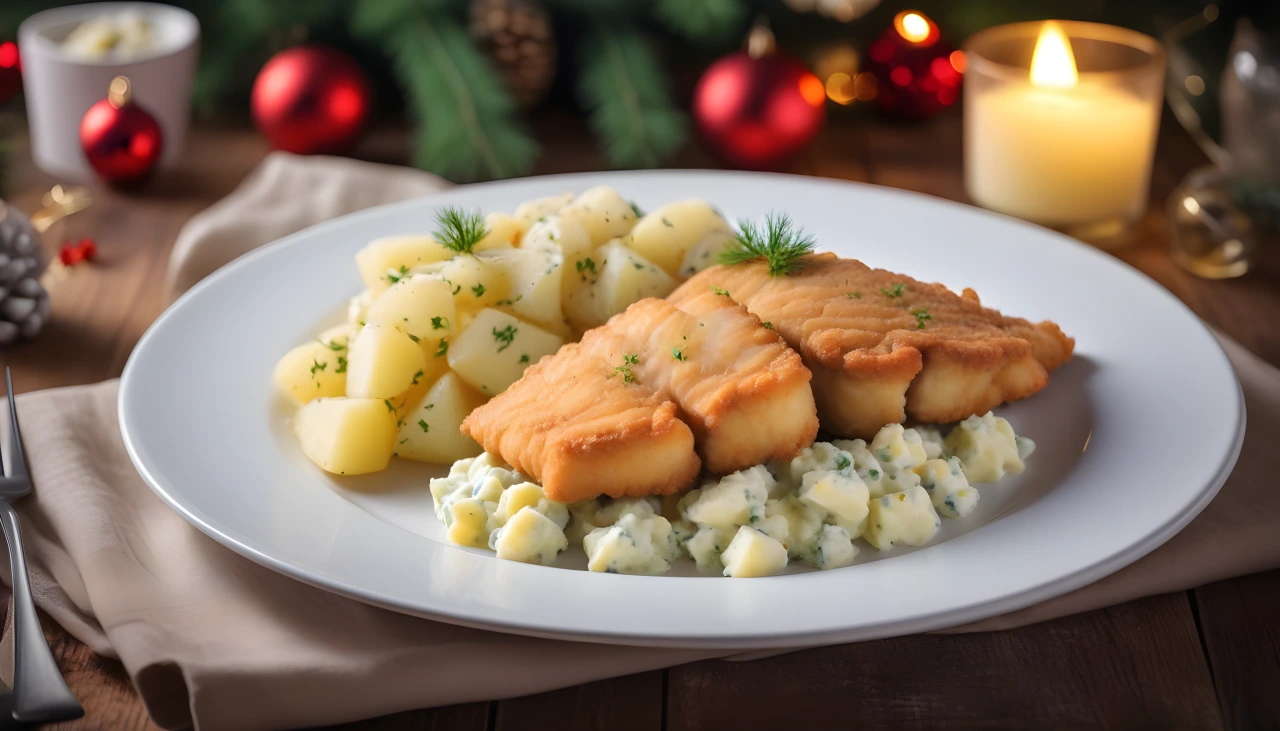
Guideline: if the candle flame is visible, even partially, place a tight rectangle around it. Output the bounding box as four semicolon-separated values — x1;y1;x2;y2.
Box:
1030;22;1078;89
893;11;935;45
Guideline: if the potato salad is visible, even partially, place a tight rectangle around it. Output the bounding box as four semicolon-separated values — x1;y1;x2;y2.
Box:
429;413;1035;577
274;188;736;476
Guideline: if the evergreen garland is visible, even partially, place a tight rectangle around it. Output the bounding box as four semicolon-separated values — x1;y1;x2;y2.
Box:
354;1;537;181
577;27;687;170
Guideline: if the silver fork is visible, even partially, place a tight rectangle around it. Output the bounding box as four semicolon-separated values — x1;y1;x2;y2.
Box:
0;368;83;723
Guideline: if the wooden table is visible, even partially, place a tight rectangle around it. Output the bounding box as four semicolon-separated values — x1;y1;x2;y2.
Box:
1;111;1276;730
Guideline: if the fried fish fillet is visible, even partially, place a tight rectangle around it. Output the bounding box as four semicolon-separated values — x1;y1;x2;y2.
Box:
671;254;1074;438
461;324;702;503
462;296;817;501
613;292;817;474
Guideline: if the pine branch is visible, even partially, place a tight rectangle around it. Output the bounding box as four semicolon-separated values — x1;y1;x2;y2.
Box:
357;5;538;181
655;0;747;45
577;28;687;169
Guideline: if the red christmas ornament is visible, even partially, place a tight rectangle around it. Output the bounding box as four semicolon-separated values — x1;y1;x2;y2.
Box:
863;10;962;119
80;76;164;186
251;46;371;155
0;40;22;105
693;23;826;170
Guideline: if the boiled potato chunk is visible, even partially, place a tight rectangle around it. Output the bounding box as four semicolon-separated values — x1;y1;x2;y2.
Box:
347;290;374;331
363;275;457;342
679;229;737;279
625;200;733;279
592;241;678;321
478;212;524;249
524;214;593;291
293;397;397;475
395;372;488;464
720;525;789;578
562;186;639;246
479;248;565;334
345;324;428;399
429;254;508;312
317;325;352;349
447;308;564;396
513;191;574;228
274;340;348;404
355;236;453;293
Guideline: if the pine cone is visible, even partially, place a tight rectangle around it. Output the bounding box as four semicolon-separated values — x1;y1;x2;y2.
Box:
0;200;51;346
470;0;557;109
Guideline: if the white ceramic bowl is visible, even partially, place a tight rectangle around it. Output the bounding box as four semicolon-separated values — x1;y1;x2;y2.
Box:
19;2;199;181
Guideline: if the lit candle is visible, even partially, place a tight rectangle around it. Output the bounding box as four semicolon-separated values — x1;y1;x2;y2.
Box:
964;21;1166;240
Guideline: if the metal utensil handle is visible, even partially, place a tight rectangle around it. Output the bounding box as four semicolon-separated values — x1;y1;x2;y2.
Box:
0;500;83;722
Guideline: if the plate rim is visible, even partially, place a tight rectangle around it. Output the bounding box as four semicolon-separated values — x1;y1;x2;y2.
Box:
119;170;1247;648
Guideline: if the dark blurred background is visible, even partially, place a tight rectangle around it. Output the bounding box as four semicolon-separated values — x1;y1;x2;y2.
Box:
1;0;1278;183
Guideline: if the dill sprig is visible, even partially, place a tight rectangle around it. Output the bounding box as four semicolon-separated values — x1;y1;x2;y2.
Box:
718;212;817;277
433;206;488;255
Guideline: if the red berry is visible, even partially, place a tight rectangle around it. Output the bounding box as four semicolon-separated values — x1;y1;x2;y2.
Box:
59;243;80;266
77;238;97;260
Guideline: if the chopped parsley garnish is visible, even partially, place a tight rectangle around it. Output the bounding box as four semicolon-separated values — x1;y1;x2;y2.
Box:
672;347;686;362
661;216;674;227
385;265;410;285
633;262;644;270
317;338;347;351
451;283;462;295
433;206;488;255
763;321;773;330
334;356;348;374
868;468;880;479
847;292;862;299
835;454;852;472
418;419;429;433
407;333;420;343
411;369;424;386
718;211;817;277
425;404;434;410
431;316;449;330
881;283;906;298
471;283;486;298
519;353;530;364
310;359;327;376
611;353;639;384
630;201;643;217
435;339;449;357
709;284;730;297
913;308;932;329
493;325;517;352
495;295;523;306
384;399;396;413
576;257;597;279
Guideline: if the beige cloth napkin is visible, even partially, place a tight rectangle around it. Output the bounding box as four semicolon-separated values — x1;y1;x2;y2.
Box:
1;152;1276;730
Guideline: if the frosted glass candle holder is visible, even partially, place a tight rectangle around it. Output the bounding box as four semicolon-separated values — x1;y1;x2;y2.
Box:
963;21;1166;246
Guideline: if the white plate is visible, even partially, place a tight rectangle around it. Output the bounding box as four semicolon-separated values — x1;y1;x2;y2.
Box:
120;172;1244;649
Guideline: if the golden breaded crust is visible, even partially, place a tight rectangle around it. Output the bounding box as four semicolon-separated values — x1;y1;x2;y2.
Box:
462;327;702;503
463;294;818;500
616;293;818;474
671;254;1074;438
